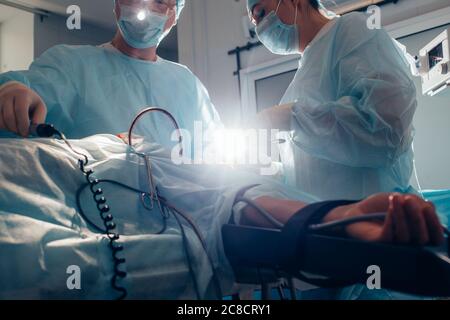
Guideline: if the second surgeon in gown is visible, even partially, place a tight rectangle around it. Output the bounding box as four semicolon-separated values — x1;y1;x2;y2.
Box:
247;0;418;201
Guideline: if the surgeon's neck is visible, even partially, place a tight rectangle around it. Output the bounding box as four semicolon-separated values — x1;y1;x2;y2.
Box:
111;32;158;62
298;8;332;53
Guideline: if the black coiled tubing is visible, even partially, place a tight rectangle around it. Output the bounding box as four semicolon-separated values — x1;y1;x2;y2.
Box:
33;123;128;300
77;158;128;300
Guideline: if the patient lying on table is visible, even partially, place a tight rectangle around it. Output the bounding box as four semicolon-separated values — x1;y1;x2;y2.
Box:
0;134;446;299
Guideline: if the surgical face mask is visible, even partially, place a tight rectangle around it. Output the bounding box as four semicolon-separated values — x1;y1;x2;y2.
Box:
256;1;299;55
116;4;169;49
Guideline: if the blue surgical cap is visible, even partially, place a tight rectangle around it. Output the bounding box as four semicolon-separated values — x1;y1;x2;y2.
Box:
246;0;327;14
246;0;259;14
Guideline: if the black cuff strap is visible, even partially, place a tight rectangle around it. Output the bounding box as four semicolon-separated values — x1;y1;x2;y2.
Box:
280;200;359;273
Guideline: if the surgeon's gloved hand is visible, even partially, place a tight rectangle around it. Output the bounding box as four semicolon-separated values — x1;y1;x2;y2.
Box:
0;82;47;137
326;193;446;246
255;103;293;130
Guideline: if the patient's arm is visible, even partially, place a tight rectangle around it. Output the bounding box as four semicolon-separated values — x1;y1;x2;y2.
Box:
241;193;445;246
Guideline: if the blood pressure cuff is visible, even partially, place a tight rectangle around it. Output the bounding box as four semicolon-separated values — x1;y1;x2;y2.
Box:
280;200;359;273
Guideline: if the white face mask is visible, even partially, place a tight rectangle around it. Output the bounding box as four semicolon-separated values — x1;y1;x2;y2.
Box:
256;0;300;55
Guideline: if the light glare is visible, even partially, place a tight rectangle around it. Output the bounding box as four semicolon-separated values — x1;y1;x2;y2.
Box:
137;10;146;21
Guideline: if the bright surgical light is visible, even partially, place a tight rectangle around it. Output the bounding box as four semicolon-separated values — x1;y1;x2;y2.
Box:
137;10;147;21
207;129;255;166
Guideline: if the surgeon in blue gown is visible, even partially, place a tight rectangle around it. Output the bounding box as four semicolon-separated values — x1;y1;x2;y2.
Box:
247;0;418;201
245;0;426;300
0;0;221;152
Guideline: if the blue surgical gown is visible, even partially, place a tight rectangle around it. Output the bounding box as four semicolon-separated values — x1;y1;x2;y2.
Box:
279;12;417;200
0;44;222;154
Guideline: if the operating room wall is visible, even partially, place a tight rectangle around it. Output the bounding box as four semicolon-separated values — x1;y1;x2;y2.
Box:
398;25;450;190
33;13;115;58
0;9;34;72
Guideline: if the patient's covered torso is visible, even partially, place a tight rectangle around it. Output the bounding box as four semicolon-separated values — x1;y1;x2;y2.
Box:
0;135;316;299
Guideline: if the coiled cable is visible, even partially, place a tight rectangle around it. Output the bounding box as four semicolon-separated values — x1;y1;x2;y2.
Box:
67;146;128;300
76;181;223;299
31;124;128;300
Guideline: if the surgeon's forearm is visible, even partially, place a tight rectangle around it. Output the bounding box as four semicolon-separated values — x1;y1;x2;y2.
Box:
290;85;416;168
0;71;31;90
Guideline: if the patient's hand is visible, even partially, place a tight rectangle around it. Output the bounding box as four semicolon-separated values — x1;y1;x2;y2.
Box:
326;193;445;246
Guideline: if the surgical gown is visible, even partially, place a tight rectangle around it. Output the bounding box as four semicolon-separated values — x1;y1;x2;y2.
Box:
0;44;222;155
279;12;417;200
